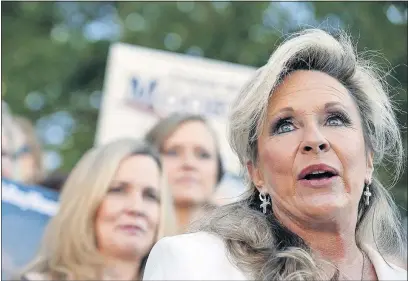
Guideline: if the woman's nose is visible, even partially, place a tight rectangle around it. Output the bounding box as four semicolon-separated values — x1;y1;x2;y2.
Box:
181;151;198;170
302;142;330;153
125;191;144;214
300;127;331;154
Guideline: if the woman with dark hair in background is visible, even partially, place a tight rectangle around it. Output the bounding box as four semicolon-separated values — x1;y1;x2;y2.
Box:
145;113;224;233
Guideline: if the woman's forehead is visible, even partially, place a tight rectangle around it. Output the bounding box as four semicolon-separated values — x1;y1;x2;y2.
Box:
165;121;216;149
267;71;354;114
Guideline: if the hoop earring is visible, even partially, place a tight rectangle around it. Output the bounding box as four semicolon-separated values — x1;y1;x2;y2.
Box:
259;192;271;214
363;183;372;206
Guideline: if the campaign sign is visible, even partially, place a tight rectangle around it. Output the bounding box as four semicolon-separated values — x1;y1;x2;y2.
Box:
1;178;59;280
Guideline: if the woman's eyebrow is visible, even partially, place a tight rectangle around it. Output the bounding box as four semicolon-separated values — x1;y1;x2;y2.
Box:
268;106;295;118
324;101;348;111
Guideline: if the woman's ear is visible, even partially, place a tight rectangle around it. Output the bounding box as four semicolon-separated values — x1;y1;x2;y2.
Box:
247;160;265;191
365;151;374;184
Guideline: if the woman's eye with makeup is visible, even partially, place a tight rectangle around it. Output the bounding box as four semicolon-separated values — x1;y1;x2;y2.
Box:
273;118;296;135
278;123;295;134
325;112;351;127
327;117;343;126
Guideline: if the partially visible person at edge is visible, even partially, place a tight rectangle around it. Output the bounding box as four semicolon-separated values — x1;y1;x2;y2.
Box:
1;102;36;184
2;101;16;179
143;28;407;280
13;116;45;185
145;113;225;233
16;139;177;280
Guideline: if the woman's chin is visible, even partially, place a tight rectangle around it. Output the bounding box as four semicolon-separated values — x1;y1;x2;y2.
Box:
175;194;210;206
113;244;147;259
298;194;350;217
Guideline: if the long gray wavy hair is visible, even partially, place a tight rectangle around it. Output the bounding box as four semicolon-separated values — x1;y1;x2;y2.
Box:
190;28;406;280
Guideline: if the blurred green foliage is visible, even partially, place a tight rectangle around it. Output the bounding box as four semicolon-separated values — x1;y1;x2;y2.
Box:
2;2;407;213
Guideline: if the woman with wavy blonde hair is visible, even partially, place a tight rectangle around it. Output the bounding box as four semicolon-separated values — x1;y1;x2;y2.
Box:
144;28;407;280
18;139;176;280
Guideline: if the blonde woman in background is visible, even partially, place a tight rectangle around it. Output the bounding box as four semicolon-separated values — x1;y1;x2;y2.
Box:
144;28;406;280
18;139;176;280
145;113;224;233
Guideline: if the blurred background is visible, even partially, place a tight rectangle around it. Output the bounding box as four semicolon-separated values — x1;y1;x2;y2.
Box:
2;1;407;213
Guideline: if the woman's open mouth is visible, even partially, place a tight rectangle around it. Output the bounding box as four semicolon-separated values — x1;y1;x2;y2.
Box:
299;171;338;187
298;164;339;187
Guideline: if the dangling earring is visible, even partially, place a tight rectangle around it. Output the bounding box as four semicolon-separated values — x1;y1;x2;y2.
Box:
363;183;372;206
259;192;271;214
